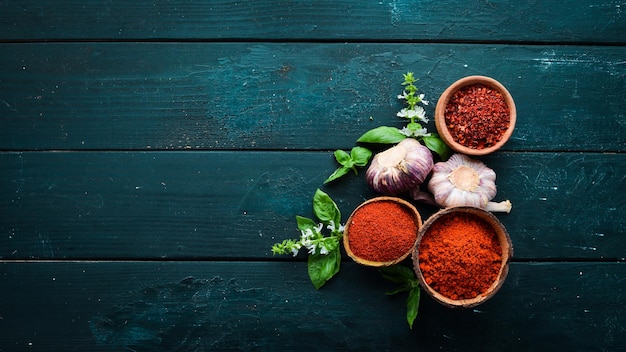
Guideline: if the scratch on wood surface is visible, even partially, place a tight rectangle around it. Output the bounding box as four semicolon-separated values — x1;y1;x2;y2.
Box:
37;232;54;258
534;50;625;76
233;166;312;234
388;0;420;26
564;245;598;252
588;1;623;17
1;98;18;111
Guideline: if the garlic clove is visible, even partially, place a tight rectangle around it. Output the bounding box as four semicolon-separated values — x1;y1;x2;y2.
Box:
441;187;485;208
410;189;438;207
486;200;512;213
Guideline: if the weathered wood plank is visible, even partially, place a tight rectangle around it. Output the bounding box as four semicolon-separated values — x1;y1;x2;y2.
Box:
0;0;624;43
1;151;623;260
0;261;624;351
1;43;624;152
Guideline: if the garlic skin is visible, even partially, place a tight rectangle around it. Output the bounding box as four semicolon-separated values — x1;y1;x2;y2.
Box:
366;138;434;195
428;153;512;213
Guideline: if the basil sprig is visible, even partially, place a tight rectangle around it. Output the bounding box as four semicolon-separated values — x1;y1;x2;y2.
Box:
358;127;451;161
271;189;344;289
379;264;422;329
324;147;372;184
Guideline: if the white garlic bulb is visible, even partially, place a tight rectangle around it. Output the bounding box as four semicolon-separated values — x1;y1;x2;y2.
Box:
366;138;434;195
428;153;512;212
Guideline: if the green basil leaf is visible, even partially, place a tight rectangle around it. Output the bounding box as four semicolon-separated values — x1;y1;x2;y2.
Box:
307;248;341;289
357;126;406;144
333;149;353;167
295;215;317;232
379;264;416;284
422;134;452;160
406;287;421;329
323;166;351;184
350;146;372;166
312;189;341;226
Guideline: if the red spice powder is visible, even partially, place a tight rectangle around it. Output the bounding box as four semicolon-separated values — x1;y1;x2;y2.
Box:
418;212;502;300
348;200;417;262
444;83;510;150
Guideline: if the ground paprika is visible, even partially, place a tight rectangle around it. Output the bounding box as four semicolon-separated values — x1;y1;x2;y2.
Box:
347;200;417;263
444;83;510;150
418;211;502;300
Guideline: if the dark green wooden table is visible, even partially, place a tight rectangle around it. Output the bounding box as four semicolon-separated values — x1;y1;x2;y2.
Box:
1;1;625;351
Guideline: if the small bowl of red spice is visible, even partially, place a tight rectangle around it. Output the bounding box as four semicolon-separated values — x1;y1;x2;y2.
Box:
412;206;513;308
435;75;516;155
343;197;422;267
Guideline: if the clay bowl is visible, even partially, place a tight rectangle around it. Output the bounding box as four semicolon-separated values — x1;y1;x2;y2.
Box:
412;207;513;308
435;75;516;155
343;197;422;267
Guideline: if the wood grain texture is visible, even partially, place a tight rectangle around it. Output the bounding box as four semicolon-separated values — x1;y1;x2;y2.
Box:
0;261;624;351
0;0;624;43
1;151;623;260
0;0;624;350
1;43;625;152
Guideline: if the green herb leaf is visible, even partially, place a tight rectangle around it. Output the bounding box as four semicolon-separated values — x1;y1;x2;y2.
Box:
385;286;410;296
350;146;372;166
406;287;421;329
379;264;416;284
271;239;299;256
333;149;353;167
312;189;341;226
402;72;416;86
357;126;406;144
323;166;350;184
307;248;341;289
379;264;421;328
295;215;317;232
422;134;452;160
406;122;422;132
325;148;371;183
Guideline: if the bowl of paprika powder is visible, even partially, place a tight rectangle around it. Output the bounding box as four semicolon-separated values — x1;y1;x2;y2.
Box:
343;197;422;267
412;206;513;308
435;75;516;156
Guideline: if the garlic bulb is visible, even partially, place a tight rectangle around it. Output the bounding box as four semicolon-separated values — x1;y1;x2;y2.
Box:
428;153;512;213
366;138;434;195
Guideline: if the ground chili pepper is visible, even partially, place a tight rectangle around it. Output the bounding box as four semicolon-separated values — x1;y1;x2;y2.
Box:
444;83;510;150
418;212;502;300
347;200;417;262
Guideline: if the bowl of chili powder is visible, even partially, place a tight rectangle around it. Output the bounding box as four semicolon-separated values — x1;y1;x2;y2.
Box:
435;75;516;155
343;197;422;267
412;206;513;308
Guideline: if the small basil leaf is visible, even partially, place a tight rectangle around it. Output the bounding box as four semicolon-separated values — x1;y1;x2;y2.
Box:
422;134;452;160
406;287;421;329
379;264;416;284
333;149;353;167
312;189;341;226
307;248;341;289
295;215;317;232
323;166;350;184
350;146;372;166
357;126;406;144
385;286;410;296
